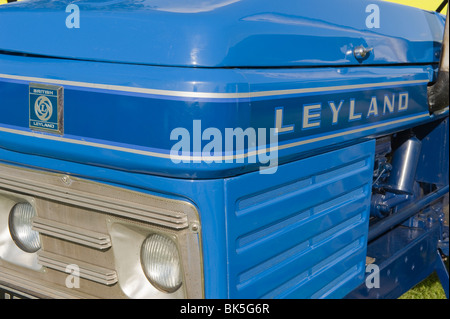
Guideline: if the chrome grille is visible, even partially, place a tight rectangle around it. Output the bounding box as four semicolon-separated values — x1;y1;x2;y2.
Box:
0;163;202;299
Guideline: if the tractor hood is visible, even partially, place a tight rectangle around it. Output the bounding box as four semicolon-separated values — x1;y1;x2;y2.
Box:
0;0;446;67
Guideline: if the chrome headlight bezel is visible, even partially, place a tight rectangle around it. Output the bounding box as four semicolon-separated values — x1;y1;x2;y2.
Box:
8;202;41;253
0;190;42;271
140;233;182;293
107;215;203;299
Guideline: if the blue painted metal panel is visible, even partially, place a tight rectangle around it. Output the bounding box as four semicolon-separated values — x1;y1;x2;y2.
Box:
1;53;444;178
415;118;449;186
346;222;442;299
0;0;444;67
224;140;375;298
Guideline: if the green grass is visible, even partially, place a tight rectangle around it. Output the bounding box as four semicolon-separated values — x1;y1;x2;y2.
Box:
399;259;449;299
399;272;447;299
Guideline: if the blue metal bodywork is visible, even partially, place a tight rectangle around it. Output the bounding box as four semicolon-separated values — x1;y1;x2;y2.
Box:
0;137;376;298
0;0;445;67
0;56;441;178
0;0;448;299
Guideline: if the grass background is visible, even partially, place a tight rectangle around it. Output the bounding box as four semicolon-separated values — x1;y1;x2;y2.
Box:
399;259;449;299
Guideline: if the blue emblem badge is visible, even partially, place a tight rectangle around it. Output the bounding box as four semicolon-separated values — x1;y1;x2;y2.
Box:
29;83;64;134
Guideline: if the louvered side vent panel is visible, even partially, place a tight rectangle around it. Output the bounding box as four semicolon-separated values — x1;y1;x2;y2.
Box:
226;140;375;299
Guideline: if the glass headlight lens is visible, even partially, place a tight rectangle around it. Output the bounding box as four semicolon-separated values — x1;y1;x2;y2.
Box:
141;233;182;293
8;202;41;253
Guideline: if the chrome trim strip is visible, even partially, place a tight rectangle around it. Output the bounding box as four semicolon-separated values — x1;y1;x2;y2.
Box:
0;73;429;99
0;112;432;161
0;284;38;299
0;125;172;159
32;217;112;250
0;272;88;299
246;80;429;98
276;113;431;151
37;251;118;286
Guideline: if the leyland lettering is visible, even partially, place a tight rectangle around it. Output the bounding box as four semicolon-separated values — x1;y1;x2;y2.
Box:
275;92;409;134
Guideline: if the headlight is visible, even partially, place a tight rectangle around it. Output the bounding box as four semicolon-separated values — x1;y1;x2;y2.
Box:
8;202;41;253
140;233;182;293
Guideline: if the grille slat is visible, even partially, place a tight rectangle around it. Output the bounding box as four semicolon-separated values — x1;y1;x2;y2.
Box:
37;251;118;286
32;217;111;250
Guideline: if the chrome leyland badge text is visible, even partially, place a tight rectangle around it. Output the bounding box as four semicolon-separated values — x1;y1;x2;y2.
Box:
29;83;64;134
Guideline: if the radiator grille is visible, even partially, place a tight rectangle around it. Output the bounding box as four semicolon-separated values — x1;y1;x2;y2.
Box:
0;163;202;299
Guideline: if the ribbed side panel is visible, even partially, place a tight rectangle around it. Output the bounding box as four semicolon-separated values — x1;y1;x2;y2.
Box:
225;140;375;298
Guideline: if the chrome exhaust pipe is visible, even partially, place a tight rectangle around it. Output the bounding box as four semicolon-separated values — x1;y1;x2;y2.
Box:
428;10;449;113
385;133;422;195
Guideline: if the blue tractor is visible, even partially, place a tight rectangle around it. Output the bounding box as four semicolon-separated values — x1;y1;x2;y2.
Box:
0;0;448;300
